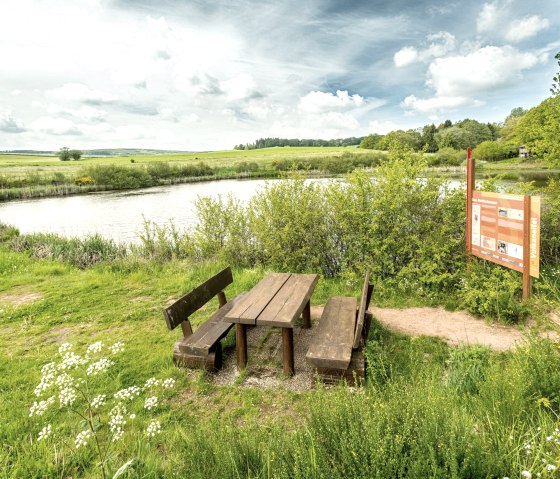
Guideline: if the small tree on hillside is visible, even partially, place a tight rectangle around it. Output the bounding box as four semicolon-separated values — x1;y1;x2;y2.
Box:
58;147;71;161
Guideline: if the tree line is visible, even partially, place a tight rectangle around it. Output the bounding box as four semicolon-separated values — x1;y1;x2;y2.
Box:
234;136;364;150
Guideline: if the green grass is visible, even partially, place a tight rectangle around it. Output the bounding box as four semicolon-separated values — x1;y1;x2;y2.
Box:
1;246;560;478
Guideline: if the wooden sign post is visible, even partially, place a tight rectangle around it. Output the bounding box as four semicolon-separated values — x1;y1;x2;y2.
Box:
466;151;540;301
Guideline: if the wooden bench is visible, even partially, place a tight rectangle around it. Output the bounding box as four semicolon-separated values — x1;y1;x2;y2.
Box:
306;273;373;385
163;266;246;372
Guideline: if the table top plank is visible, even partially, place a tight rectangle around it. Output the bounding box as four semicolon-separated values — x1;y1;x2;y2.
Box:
257;274;319;328
224;273;291;325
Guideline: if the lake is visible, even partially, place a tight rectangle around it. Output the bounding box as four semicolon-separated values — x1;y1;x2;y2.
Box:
0;172;555;244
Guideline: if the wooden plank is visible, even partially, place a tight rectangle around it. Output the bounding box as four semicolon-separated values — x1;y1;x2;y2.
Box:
163;267;233;331
182;293;246;355
353;273;372;349
224;273;291;325
257;274;319;328
306;296;356;370
236;323;247;370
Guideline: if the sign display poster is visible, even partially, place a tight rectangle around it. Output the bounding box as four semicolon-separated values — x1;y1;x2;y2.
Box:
470;191;540;278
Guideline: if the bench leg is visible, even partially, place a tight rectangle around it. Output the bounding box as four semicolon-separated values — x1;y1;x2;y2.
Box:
236;323;247;370
302;300;311;329
282;328;295;376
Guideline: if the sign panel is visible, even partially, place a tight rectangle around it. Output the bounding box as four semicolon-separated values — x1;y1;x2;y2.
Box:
469;191;540;278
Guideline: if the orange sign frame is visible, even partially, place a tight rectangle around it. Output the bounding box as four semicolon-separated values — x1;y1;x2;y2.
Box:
466;150;541;299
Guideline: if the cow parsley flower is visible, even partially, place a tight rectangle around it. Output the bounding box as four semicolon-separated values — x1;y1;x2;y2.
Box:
144;377;160;389
86;358;113;376
144;396;158;411
114;386;142;401
547;464;557;472
55;373;74;388
37;424;52;441
29;396;55;417
521;471;532;478
58;343;73;356
75;429;92;448
146;420;161;437
86;341;104;356
91;394;106;408
58;352;84;370
59;387;77;407
110;342;125;355
162;378;176;389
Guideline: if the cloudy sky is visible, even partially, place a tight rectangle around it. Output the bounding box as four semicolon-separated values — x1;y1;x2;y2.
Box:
1;0;558;151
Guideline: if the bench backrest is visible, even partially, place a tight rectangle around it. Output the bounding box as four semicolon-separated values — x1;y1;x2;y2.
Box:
163;267;233;333
353;272;373;349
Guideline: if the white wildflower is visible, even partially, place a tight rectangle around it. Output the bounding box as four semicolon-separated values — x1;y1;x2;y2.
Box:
114;386;141;401
162;378;176;389
58;352;84;370
55;373;74;388
109;406;127;441
74;429;92;448
86;358;113;376
144;377;160;389
146;419;161;438
547;464;556;472
58;343;73;356
34;373;55;397
59;387;77;407
37;424;52;441
29;396;55;417
144;396;158;411
86;341;104;356
546;435;553;441
110;342;125;355
521;471;532;479
91;394;106;408
129;413;136;420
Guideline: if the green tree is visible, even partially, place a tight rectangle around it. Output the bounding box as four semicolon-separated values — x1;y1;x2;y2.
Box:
513;95;560;166
69;149;82;161
472;141;516;162
57;147;71;161
359;133;383;149
421;124;438;152
551;51;560;96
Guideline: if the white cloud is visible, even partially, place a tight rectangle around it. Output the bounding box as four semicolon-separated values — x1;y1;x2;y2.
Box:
505;15;550;42
314;111;359;130
427;45;542;97
394;32;455;67
47;104;107;122
11;90;22;96
31;117;82;136
394;47;419;67
48;83;117;105
219;74;260;102
367;120;401;135
299;90;365;113
0;110;26;133
477;1;510;33
401;95;483;114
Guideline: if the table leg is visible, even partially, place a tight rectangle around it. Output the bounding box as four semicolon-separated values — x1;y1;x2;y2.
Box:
282;328;295;376
302;300;311;329
236;323;247;370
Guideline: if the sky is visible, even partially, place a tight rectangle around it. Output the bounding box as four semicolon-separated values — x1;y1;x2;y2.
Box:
1;0;559;151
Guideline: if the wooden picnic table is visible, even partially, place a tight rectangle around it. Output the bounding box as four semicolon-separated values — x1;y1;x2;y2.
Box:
224;272;319;376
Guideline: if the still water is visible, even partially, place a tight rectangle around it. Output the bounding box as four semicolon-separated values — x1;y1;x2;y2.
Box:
0;173;555;244
0;179;272;244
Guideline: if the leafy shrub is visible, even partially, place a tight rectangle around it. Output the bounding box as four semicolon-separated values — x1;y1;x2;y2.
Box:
428;147;466;166
472;141;517;161
0;222;20;242
460;259;528;322
134;219;193;262
234;162;259;173
83;165;154;190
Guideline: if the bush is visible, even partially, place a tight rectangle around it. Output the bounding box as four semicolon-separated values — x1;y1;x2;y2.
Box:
74;176;95;186
428;147;466;166
472;141;517;162
0;222;20;242
83;165;154;190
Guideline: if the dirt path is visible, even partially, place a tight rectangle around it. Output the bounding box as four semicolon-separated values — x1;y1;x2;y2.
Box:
370;306;557;351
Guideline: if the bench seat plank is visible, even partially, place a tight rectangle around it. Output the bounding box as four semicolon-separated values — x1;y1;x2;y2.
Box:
225;273;291;325
306;296;357;370
178;293;246;356
257;274;319;328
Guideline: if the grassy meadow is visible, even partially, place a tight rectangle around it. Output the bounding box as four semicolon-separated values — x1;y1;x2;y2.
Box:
1;145;560;477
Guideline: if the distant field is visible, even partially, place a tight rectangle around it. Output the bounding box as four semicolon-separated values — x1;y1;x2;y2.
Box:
0;147;366;177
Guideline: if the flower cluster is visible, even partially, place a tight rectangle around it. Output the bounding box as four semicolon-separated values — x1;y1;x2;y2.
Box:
37;424;52;441
110;342;125;355
75;429;92;448
86;358;114;376
109;405;127;442
114;386;142;401
146;420;161;438
59;387;77;407
144;396;158;411
91;394;106;409
29;396;55;417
